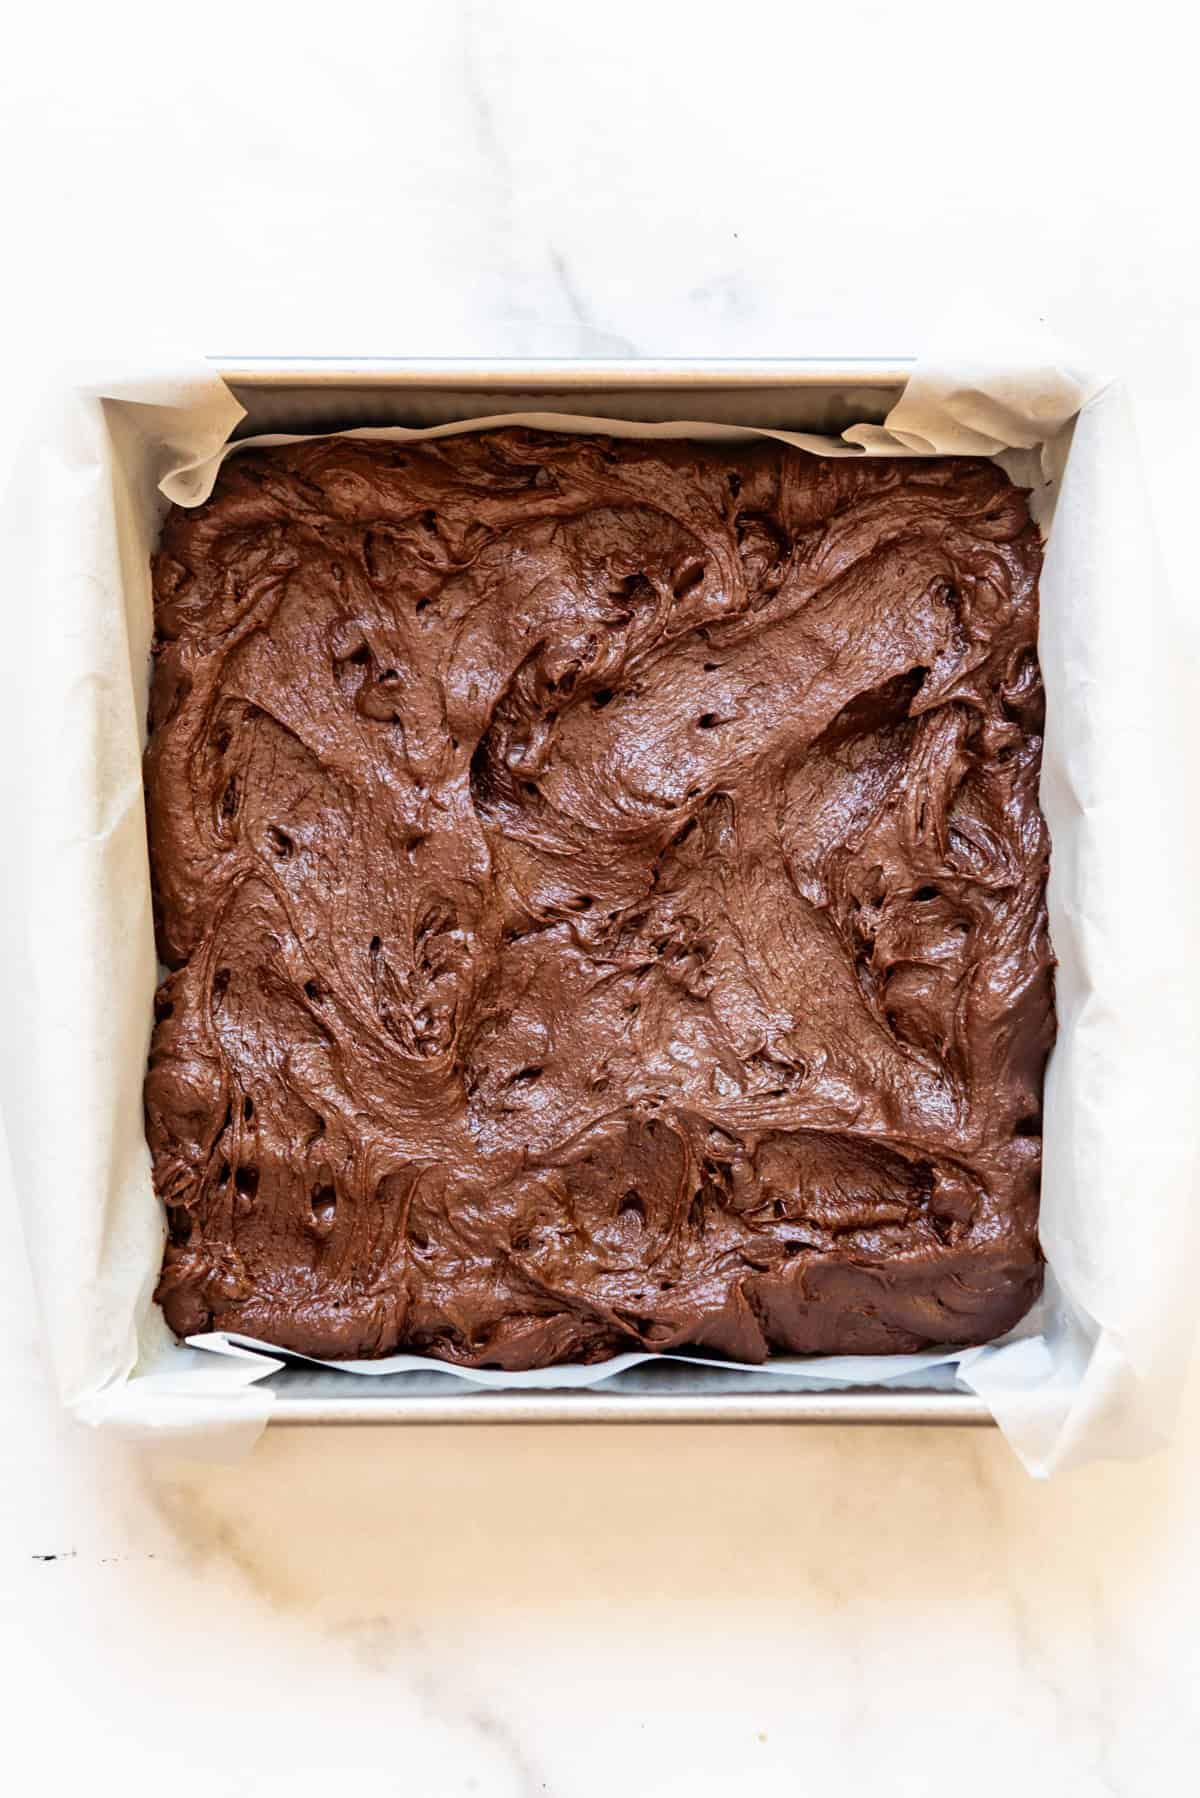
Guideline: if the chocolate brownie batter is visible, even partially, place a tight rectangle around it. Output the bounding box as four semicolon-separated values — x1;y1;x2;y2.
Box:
146;430;1054;1366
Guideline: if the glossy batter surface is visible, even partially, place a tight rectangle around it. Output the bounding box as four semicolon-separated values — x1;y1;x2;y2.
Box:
146;431;1054;1365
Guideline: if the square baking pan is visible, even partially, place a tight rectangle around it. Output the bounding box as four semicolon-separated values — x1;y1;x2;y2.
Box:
206;354;995;1428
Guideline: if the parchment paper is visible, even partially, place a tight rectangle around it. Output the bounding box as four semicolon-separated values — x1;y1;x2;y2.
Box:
3;339;1196;1474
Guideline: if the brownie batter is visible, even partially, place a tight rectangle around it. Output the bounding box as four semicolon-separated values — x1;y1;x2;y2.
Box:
146;430;1055;1366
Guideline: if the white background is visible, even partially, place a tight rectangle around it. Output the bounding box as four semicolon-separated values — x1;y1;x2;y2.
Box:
2;4;1198;1793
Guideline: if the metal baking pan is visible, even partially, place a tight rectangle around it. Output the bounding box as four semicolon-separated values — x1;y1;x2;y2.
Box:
213;354;992;1429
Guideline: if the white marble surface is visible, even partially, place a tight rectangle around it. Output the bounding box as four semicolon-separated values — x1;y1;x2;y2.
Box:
3;4;1199;1791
